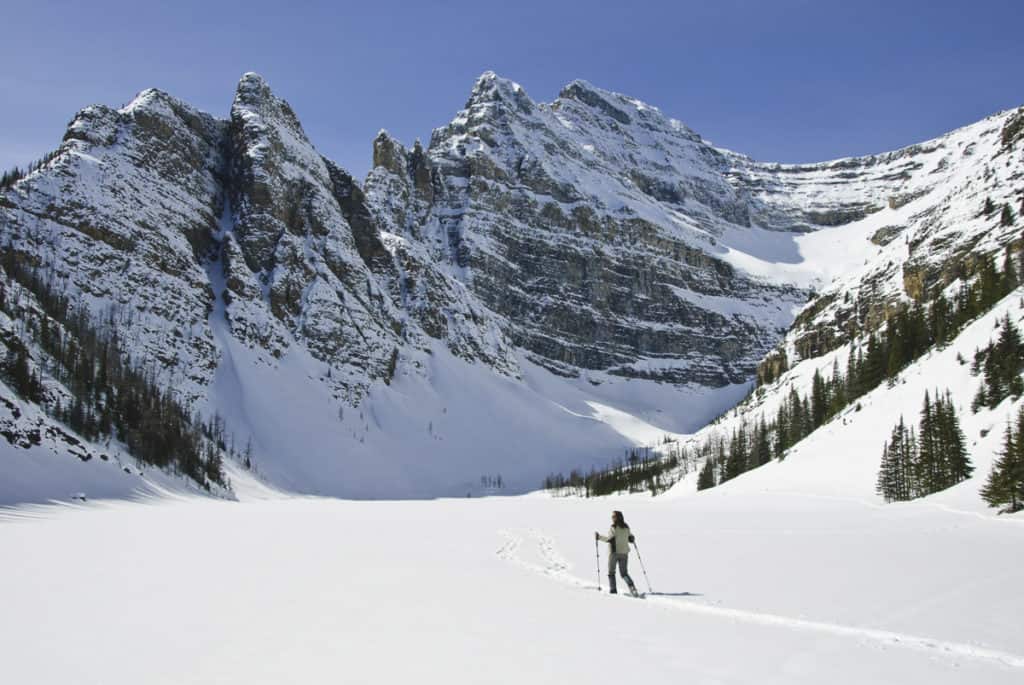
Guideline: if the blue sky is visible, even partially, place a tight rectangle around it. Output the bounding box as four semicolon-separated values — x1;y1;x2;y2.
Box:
1;0;1022;177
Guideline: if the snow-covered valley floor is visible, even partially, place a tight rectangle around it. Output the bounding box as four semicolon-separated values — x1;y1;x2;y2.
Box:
1;489;1021;684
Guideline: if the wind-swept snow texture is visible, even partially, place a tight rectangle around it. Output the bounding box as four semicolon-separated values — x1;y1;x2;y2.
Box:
1;492;1021;684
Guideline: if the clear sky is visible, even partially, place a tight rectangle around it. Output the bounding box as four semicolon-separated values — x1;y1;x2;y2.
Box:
2;0;1022;178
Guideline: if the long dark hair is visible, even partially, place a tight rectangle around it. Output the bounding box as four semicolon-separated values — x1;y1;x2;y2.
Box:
612;510;628;528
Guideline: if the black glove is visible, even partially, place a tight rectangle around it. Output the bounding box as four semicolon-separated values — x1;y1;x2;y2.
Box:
628;534;635;543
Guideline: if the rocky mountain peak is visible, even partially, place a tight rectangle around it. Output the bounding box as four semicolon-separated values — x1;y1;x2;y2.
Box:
5;71;1021;501
122;87;181;114
372;129;407;175
465;70;534;116
231;72;308;145
557;79;635;126
555;79;703;144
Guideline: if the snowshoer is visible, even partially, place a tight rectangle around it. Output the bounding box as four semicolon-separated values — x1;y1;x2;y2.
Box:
595;510;638;596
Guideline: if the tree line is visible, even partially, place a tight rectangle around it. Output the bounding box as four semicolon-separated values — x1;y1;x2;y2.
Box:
971;314;1024;411
541;243;1024;500
982;195;1020;228
655;245;1024;496
0;149;61;190
1;249;230;489
543;445;687;497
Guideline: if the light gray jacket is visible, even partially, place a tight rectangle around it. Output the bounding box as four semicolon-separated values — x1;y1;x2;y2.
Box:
598;525;633;555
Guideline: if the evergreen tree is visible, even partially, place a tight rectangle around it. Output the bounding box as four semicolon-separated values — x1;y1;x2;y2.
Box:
787;386;804;448
1002;248;1019;294
828;357;847;415
907;302;929;358
697;458;717;491
929;294;951;346
774;401;788;460
937;390;972;485
714;436;728;483
861;333;886;391
983;196;996;216
995;315;1024;399
810;369;828;428
886;319;906;380
972;315;1024;410
1001;203;1015;227
722;426;747;482
977;254;1001;310
916;390;938;496
980;411;1024;513
845;346;861;401
904;427;919;501
877;439;894;501
877;416;916;502
801;396;812;436
753;415;772;467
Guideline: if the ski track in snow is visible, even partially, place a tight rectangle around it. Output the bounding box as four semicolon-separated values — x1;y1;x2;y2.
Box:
496;528;1024;670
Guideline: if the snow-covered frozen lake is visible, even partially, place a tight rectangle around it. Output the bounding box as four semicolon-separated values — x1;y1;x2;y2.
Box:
2;488;1021;684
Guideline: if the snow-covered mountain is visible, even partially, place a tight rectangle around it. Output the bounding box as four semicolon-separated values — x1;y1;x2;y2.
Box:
657;104;1024;508
2;71;1022;503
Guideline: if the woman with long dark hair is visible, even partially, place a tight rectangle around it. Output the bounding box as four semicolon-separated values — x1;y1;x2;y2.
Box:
595;510;638;596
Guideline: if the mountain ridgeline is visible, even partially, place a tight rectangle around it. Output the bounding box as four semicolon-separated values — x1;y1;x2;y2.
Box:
2;71;1023;502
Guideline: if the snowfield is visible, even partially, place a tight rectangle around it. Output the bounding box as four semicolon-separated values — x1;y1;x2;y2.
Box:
3;70;1023;685
1;488;1021;684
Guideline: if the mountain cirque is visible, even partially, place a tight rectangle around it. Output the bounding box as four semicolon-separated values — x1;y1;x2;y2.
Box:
2;71;1021;497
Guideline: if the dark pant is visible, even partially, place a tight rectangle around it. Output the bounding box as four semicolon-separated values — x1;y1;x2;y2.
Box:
607;553;635;593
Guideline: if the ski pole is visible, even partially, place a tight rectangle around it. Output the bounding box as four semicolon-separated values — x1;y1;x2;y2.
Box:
595;536;602;591
632;541;653;594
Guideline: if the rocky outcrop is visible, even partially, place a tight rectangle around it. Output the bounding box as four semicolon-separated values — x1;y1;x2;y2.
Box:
220;73;406;394
1;88;226;403
367;73;811;386
367;73;1023;385
2;70;1021;498
759;107;1024;365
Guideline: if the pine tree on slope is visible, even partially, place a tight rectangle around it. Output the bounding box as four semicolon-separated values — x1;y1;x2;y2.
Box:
753;415;772;467
697;458;717;491
1001;203;1015;227
917;390;938;496
877;416;916;502
981;409;1024;513
937;390;973;485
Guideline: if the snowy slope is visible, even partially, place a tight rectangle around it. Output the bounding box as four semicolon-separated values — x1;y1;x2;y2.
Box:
655;106;1024;509
669;287;1024;517
201;327;750;498
2;71;1021;503
1;492;1021;684
0;382;190;504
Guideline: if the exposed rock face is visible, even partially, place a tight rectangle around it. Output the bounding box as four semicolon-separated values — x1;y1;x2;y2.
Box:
2;89;226;403
363;130;517;375
0;72;521;414
220;73;406;392
363;73;809;384
759;109;1024;364
1;75;408;404
363;73;1010;385
2;70;1021;498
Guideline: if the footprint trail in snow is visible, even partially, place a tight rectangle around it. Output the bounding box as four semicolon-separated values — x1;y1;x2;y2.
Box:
496;528;1024;670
